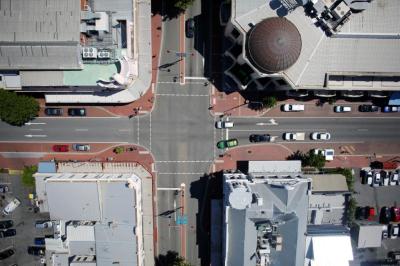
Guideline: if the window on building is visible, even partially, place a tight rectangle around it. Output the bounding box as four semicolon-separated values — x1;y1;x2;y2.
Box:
231;28;240;39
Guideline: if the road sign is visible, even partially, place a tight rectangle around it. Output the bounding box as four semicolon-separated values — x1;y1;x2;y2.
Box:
175;52;187;58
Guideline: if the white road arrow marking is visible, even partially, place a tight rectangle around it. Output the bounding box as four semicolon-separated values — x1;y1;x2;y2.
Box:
24;135;47;138
256;119;278;126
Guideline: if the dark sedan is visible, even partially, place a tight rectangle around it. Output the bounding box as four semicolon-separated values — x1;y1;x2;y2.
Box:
0;220;13;230
44;108;63;116
0;229;16;238
359;104;379;112
27;246;45;256
249;134;271;143
68;108;86;117
0;248;15;260
185;18;195;38
380;207;391;224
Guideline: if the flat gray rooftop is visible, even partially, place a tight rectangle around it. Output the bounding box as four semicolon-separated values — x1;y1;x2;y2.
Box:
232;0;400;90
0;0;82;70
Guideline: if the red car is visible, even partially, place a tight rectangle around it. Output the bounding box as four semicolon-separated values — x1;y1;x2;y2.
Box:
391;207;400;222
52;145;69;152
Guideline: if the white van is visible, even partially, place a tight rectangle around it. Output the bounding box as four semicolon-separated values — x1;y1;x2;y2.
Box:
282;104;305;112
3;198;21;215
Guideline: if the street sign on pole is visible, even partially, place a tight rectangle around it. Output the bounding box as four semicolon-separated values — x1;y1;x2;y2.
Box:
176;215;188;225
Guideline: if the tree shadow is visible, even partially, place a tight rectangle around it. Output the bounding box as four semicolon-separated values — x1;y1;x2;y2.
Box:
151;0;184;21
155;250;186;266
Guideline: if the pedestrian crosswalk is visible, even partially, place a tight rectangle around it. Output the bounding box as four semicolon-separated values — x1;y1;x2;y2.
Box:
340;145;356;155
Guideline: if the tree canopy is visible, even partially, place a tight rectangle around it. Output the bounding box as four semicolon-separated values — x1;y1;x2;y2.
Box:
0;89;39;126
173;0;195;10
22;165;38;187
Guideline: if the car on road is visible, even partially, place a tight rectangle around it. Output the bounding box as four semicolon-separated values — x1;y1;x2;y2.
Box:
0;184;9;193
281;104;305;112
0;229;16;238
27;246;45;256
35;220;53;229
391;207;400;222
216;139;238;149
359;104;379;112
72;144;90;152
283;132;305;141
249;134;271;143
389;224;399;239
380;207;391;224
34;237;46;245
52;145;69;152
313;149;334;161
311;132;331;140
389;171;399;186
3;198;21;215
44;108;63;116
0;248;15;260
185;18;195;38
373;172;381;187
215;120;234;129
68;108;86;117
0;220;13;229
334;106;352;112
382;106;400;112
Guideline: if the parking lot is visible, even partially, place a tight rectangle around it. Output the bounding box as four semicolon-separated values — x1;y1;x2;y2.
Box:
0;173;50;266
351;168;400;265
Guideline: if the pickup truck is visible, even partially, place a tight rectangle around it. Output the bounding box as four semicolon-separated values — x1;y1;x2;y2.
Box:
283;132;305;141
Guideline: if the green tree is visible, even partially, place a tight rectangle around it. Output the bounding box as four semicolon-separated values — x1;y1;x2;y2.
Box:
113;146;125;154
262;96;277;109
173;0;195;10
0;89;39;126
305;150;326;169
346;197;357;226
156;251;193;266
336;168;354;192
22;165;38;187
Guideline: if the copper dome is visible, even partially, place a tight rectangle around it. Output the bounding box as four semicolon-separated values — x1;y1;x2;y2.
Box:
247;17;302;73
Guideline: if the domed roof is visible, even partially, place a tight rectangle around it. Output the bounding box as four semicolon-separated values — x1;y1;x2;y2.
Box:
247;17;302;73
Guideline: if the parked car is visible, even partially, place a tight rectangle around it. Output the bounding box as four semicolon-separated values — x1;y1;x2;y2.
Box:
380;207;391;224
0;184;9;193
311;132;331;140
368;207;375;220
314;149;334;161
391;207;400;222
3;198;21;215
72;144;90;151
388;250;400;260
382;225;388;239
382;106;400;112
249;134;271;143
0;248;15;260
356;206;367;220
389;224;399;239
27;246;45;256
44;108;63;116
334;106;352;112
215;120;234;129
68;108;86;117
373;172;381;187
359;104;379;112
361;170;373;185
367;174;373;185
0;220;13;229
52;145;69;152
34;237;46;245
35;221;53;229
381;170;389;186
389;171;399;186
217;139;238;149
0;229;16;238
185;18;195;38
281;104;305;112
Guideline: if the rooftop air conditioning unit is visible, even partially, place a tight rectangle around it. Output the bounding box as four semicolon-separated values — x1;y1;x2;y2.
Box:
97;50;111;59
82;47;98;58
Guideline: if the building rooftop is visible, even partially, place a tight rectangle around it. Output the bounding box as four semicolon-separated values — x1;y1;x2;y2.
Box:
0;0;82;70
223;162;311;266
307;174;349;193
231;0;400;91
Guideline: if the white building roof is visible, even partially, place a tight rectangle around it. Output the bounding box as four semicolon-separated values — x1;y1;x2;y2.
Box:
306;235;353;266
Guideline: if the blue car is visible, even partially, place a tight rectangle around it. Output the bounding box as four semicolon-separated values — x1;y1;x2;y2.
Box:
34;237;45;245
382;106;400;112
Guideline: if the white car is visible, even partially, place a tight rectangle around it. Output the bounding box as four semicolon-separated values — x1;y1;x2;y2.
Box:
367;174;373;185
314;149;334;161
334;106;352;112
311;132;331;140
215;120;234;129
373;172;381;187
389;172;399;186
282;104;305;112
3;198;21;215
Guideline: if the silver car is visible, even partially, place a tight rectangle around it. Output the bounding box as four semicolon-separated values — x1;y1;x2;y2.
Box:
72;144;90;151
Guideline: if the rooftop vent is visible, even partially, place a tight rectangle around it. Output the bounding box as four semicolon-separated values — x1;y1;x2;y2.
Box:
82;47;98;59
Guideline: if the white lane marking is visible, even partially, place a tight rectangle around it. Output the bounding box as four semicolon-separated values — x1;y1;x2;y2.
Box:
149;112;152;151
357;129;369;132
24;134;47;138
157;187;182;191
184;76;207;80
157;160;212;163
118;129;130;132
25;122;46;125
137;116;140;144
226;129;229;140
156;93;208;97
29;129;43;131
75;129;89;132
